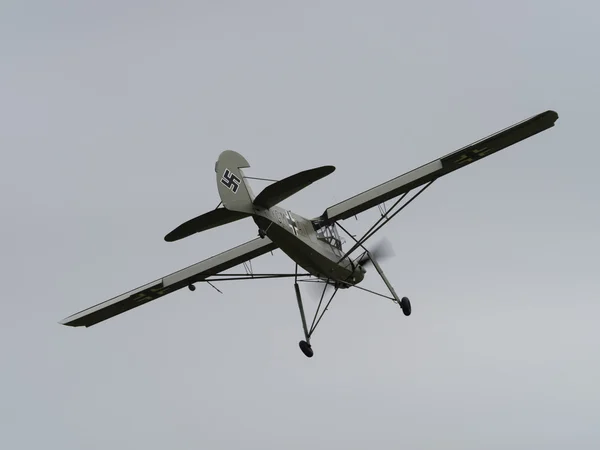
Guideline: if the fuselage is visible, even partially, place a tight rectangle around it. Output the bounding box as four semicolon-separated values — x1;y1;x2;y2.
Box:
252;205;364;287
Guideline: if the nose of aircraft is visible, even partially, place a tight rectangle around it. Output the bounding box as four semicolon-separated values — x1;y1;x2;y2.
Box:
352;265;366;284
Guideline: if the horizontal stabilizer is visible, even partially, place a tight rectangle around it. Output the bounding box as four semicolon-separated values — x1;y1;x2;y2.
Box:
165;208;249;242
254;165;336;209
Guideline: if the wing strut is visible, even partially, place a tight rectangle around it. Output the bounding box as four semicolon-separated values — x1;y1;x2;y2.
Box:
336;179;436;262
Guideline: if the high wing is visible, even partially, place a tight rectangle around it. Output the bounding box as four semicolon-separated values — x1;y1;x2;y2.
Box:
60;237;278;327
320;110;559;224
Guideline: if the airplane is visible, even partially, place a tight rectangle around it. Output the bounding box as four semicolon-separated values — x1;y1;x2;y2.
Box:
60;110;559;358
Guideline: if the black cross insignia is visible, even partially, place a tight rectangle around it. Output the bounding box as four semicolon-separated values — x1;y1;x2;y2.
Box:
286;211;299;236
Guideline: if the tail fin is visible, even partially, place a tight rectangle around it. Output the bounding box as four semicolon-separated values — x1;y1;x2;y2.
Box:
215;150;256;214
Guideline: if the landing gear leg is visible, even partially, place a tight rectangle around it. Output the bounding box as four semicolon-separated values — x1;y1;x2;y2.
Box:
293;266;340;358
366;250;412;316
294;282;313;358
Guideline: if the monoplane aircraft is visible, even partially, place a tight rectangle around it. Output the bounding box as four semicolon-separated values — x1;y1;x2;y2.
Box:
60;110;559;357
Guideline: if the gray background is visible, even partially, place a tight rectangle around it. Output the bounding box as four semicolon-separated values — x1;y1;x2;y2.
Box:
2;1;599;449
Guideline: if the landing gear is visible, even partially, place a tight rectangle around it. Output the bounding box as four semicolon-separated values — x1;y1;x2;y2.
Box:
294;281;313;358
291;252;412;358
400;296;411;316
299;340;313;358
188;284;196;292
293;267;339;358
359;249;413;317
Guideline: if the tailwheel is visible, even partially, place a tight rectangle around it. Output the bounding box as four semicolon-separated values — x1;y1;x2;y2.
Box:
299;340;314;358
400;296;411;316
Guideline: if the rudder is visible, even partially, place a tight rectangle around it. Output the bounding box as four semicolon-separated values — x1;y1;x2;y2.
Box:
215;150;255;214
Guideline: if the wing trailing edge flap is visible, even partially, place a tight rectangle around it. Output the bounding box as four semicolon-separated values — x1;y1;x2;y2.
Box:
164;208;250;242
60;237;278;327
253;165;336;209
322;110;559;223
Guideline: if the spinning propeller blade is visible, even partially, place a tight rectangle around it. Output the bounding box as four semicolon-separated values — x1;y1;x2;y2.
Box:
304;238;395;301
305;279;336;303
356;237;395;268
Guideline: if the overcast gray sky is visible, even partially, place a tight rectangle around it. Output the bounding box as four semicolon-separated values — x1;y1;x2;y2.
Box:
2;1;599;449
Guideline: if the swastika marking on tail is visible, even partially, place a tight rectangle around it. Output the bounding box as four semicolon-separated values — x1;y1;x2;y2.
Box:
221;169;241;193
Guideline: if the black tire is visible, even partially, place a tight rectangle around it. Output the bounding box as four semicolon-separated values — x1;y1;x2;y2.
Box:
299;340;314;358
401;297;411;316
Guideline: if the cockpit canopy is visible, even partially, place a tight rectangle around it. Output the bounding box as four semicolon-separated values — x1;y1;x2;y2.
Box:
312;221;345;254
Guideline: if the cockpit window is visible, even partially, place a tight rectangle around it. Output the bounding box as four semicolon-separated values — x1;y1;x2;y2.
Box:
313;222;345;254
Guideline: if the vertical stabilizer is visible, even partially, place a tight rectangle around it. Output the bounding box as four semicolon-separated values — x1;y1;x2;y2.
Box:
215;150;255;214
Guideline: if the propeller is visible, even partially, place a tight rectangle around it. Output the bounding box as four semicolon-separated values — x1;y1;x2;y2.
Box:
355;237;395;269
305;279;337;303
305;237;395;302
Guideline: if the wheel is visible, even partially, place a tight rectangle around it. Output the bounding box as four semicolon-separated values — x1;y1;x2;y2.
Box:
258;228;266;239
400;296;411;316
299;340;314;358
188;284;196;292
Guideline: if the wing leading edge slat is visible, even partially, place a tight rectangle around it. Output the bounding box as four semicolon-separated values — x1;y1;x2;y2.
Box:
60;237;278;327
322;110;559;223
